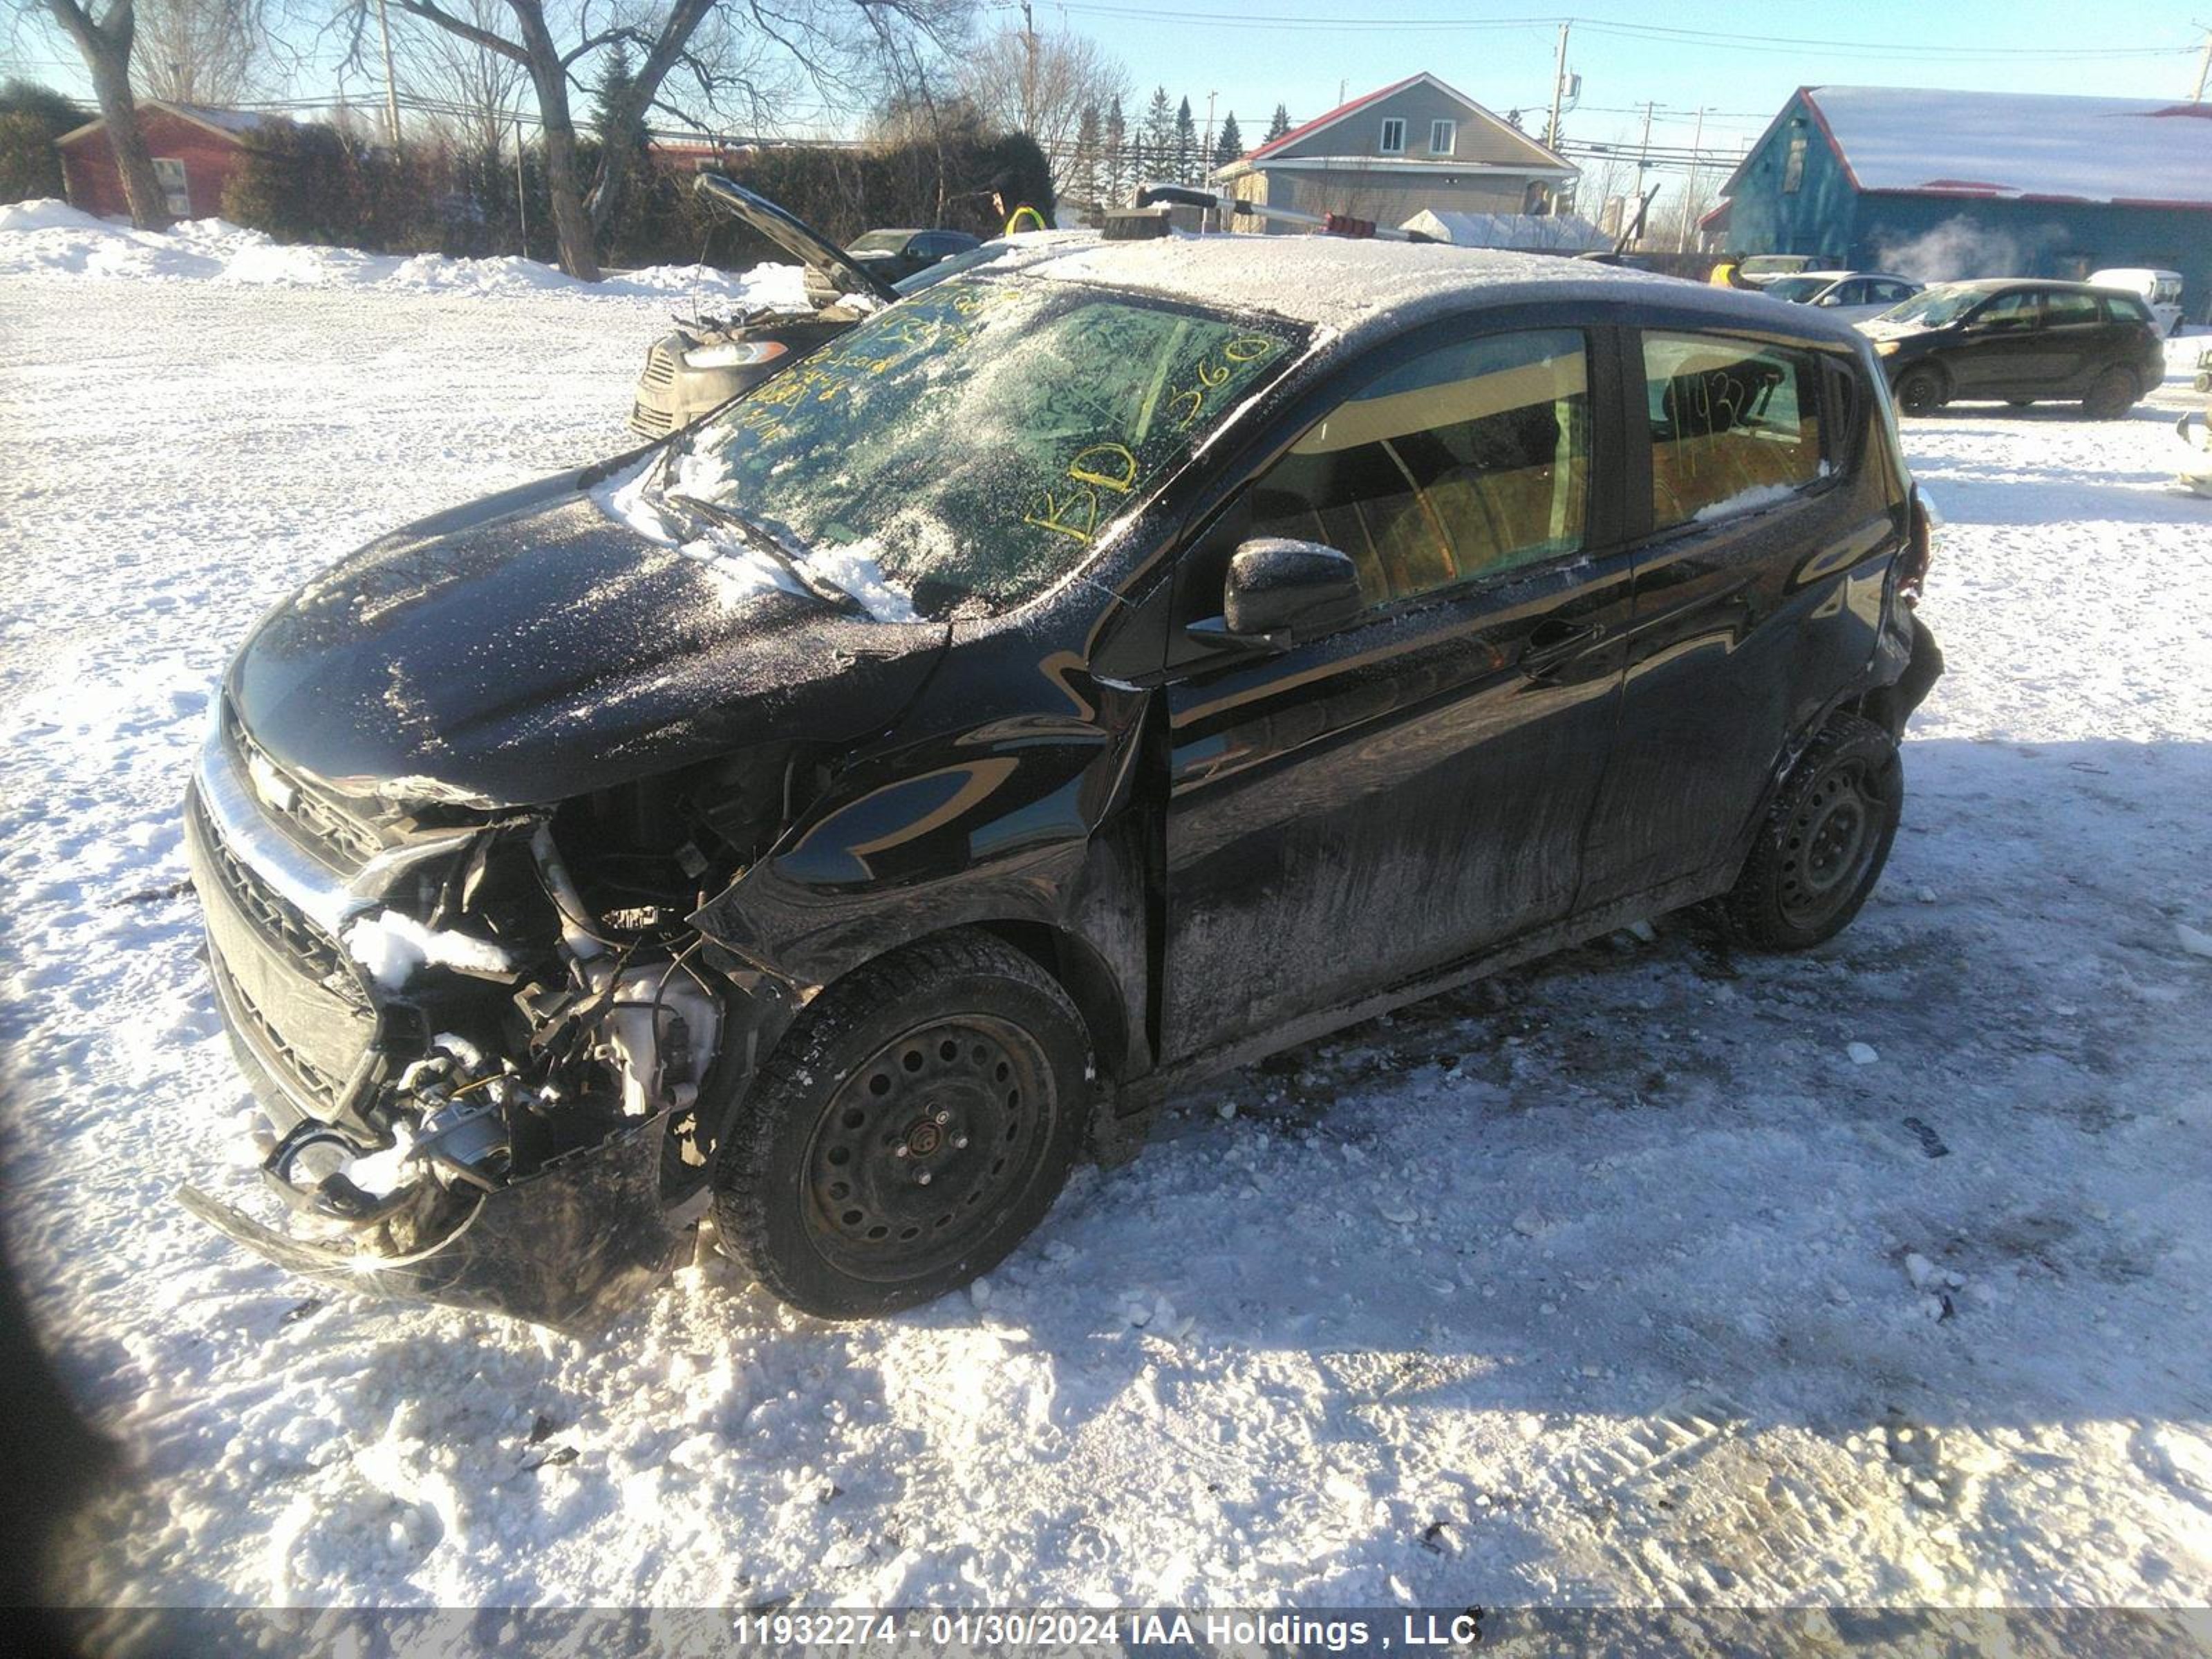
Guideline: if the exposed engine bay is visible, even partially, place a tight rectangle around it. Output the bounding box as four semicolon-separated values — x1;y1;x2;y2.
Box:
180;714;815;1332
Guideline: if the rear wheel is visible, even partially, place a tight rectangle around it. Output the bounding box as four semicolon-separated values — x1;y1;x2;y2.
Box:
2082;367;2136;420
1893;364;1947;416
1725;713;1902;951
711;930;1089;1319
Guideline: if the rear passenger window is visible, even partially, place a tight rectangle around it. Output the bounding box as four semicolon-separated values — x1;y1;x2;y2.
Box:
2043;292;2101;328
1642;332;1826;530
1249;329;1591;609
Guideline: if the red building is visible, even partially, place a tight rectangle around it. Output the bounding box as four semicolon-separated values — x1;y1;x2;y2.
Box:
57;102;262;221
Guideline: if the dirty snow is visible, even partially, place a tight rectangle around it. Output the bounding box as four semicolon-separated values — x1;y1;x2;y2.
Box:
2;236;2211;1616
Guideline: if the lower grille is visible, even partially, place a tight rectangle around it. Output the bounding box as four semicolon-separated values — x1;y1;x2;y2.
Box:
187;785;377;1125
630;398;677;439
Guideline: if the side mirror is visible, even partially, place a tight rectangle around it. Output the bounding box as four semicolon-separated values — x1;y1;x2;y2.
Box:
1195;536;1364;652
1815;292;1841;306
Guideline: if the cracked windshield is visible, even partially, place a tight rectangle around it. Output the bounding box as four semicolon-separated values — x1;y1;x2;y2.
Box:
668;276;1304;618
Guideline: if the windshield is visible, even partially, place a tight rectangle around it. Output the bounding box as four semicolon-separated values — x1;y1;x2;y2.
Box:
1763;276;1829;303
848;231;913;254
668;276;1304;619
1876;285;1982;327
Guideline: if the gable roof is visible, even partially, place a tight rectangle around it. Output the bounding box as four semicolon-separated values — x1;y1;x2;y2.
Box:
57;102;264;149
1727;86;2212;210
1235;72;1567;171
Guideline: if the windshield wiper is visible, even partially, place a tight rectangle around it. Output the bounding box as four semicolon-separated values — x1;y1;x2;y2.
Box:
662;491;870;617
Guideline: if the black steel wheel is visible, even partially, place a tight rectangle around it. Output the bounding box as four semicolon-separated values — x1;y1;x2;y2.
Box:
710;930;1089;1318
1725;713;1902;950
2081;367;2136;420
1893;364;1947;416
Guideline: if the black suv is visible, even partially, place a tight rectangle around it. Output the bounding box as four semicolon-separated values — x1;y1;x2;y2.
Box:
1861;279;2166;416
182;241;1942;1330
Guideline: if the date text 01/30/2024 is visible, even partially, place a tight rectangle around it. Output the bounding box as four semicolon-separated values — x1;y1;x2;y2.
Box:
728;1611;1488;1649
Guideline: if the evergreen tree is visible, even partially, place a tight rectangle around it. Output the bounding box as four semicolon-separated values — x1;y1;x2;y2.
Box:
1211;110;1243;171
1072;101;1103;217
1103;94;1127;204
1173;95;1196;185
1264;103;1292;144
590;44;645;151
1141;86;1173;185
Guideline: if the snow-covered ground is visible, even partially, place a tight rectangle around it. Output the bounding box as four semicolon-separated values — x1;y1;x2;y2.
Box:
3;219;2211;1613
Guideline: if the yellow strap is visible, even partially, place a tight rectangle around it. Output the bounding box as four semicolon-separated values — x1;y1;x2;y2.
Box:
1003;205;1047;234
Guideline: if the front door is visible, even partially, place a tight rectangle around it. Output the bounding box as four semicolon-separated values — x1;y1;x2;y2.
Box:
1949;290;2048;396
1159;325;1631;1058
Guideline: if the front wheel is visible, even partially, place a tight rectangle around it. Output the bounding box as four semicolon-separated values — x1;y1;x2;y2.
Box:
1893;364;1947;416
711;930;1089;1319
2082;367;2136;420
1725;713;1902;951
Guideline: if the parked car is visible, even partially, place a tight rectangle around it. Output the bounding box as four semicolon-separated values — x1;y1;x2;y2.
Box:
2089;267;2185;337
180;241;1942;1331
1858;279;2166;416
1761;270;1922;323
1736;253;1827;288
631;177;1079;439
801;226;980;306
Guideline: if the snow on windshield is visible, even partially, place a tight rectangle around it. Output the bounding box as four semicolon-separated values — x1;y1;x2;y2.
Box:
669;276;1305;619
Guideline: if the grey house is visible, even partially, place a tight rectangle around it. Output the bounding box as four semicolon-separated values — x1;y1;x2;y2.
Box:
1210;73;1577;233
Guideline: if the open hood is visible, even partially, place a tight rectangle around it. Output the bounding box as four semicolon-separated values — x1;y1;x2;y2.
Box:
694;173;900;308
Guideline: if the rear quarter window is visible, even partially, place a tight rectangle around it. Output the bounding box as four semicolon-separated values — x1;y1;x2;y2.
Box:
2103;293;2153;325
1642;332;1828;530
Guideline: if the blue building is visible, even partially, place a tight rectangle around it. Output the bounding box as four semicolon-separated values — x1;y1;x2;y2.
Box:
1708;87;2212;324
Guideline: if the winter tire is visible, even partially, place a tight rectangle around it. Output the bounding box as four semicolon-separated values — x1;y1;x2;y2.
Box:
1725;713;1902;951
710;930;1089;1319
2081;368;2135;420
1892;364;1946;416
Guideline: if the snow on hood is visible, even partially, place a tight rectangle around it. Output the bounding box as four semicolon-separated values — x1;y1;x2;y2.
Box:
0;199;806;303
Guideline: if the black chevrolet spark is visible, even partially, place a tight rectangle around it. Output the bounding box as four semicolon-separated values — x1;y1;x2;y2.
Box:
183;237;1943;1331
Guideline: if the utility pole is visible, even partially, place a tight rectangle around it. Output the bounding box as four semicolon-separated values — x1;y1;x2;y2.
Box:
375;0;402;147
2191;27;2211;102
1020;0;1039;133
515;113;528;257
1680;105;1708;252
1546;20;1572;150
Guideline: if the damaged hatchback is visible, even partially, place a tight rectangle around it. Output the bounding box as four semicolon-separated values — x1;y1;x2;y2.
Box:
182;238;1942;1331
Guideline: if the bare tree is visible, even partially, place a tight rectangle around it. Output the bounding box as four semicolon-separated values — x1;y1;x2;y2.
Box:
340;1;966;281
22;0;168;225
955;25;1127;195
133;0;261;104
391;0;525;156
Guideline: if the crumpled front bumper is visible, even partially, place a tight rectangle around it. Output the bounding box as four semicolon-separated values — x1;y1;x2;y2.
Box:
178;1109;683;1337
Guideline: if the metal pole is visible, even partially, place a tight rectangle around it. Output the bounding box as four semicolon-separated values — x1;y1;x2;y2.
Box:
1546;21;1571;150
375;0;402;147
515;113;527;258
1020;0;1038;132
2192;28;2211;101
1680;105;1707;252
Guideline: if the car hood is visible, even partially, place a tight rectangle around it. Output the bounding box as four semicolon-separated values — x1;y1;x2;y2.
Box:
694;173;899;306
226;461;948;809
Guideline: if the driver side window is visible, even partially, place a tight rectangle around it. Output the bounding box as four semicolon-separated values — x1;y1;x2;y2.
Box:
1974;291;2041;330
1246;329;1591;610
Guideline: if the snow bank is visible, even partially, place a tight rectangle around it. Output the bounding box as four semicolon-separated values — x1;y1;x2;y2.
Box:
0;200;805;305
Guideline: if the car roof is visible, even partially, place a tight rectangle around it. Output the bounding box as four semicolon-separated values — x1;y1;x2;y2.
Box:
1930;277;2112;294
1019;235;1866;346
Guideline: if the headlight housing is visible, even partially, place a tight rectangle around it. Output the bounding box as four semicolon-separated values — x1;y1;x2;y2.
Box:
682;339;788;372
1875;339;1903;357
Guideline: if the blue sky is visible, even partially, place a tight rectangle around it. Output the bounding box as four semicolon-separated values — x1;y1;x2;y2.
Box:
6;0;2205;164
1061;0;2208;158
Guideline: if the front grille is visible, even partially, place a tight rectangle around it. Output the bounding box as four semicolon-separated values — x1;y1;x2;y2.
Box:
208;950;350;1115
641;343;679;388
630;398;677;440
223;704;382;872
190;789;356;989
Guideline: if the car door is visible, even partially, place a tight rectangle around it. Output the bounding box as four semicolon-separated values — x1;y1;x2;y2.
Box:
1579;327;1871;908
1949;290;2045;395
2035;289;2111;391
1158;324;1633;1057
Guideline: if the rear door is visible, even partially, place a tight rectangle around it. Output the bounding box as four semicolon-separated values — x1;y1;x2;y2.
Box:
1159;323;1633;1056
1580;328;1880;908
2031;289;2111;391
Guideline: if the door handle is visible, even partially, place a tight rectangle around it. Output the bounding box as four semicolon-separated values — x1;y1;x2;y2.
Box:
1521;619;1604;681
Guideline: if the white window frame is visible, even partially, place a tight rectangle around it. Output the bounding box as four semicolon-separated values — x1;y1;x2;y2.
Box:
1378;118;1406;156
1430;119;1456;156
